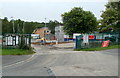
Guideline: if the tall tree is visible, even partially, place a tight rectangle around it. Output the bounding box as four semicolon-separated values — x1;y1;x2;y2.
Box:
98;1;120;32
61;7;97;35
2;17;13;34
2;17;61;34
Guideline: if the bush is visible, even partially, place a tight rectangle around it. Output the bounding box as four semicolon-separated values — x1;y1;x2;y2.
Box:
19;44;32;50
18;35;32;50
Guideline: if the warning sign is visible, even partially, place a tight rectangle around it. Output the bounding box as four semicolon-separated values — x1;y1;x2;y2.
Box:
89;35;95;39
102;40;110;47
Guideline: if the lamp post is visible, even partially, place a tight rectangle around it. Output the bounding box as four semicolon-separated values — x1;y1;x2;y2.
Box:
0;17;2;35
45;18;46;28
11;17;15;33
22;22;25;34
44;18;47;40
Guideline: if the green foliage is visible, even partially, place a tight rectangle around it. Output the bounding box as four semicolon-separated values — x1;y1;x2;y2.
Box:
2;17;61;34
98;2;120;32
1;17;62;35
61;7;98;35
1;17;45;34
18;36;32;50
19;44;32;50
2;17;12;34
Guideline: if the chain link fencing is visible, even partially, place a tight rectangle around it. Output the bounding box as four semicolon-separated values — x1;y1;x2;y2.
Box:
76;32;119;49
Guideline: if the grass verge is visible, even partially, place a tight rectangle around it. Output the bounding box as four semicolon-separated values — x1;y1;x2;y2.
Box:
0;49;35;55
74;45;120;51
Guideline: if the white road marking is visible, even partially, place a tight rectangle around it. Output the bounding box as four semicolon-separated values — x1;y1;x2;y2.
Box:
3;54;35;68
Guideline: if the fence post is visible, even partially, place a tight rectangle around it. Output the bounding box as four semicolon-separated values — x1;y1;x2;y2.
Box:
76;35;83;49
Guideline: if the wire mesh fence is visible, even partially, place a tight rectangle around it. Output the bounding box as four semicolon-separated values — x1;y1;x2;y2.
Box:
76;32;119;49
2;33;31;49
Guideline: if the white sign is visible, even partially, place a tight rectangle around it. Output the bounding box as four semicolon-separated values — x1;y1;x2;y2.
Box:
73;33;81;39
31;34;40;39
16;36;19;44
83;34;89;43
27;38;29;44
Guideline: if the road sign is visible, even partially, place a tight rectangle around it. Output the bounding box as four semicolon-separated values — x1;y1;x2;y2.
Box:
102;40;110;47
89;35;95;39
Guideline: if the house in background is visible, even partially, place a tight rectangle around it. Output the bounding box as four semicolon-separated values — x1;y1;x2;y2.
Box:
55;25;69;42
33;27;51;39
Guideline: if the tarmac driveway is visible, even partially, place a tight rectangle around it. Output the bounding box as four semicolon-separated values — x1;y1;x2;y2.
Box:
2;55;32;67
2;44;119;76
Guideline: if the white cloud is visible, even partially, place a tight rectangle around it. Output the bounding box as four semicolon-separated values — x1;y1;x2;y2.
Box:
0;0;108;22
0;2;3;17
2;0;120;2
0;0;109;3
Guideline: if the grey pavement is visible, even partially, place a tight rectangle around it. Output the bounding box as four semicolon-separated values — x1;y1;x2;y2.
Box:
50;61;118;76
53;42;75;49
2;43;119;76
2;55;32;67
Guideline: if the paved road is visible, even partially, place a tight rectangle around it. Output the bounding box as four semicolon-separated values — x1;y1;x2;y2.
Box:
2;44;118;76
2;55;32;66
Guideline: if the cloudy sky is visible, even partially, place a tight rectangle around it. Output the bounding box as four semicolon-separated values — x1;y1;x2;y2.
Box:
0;0;108;23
